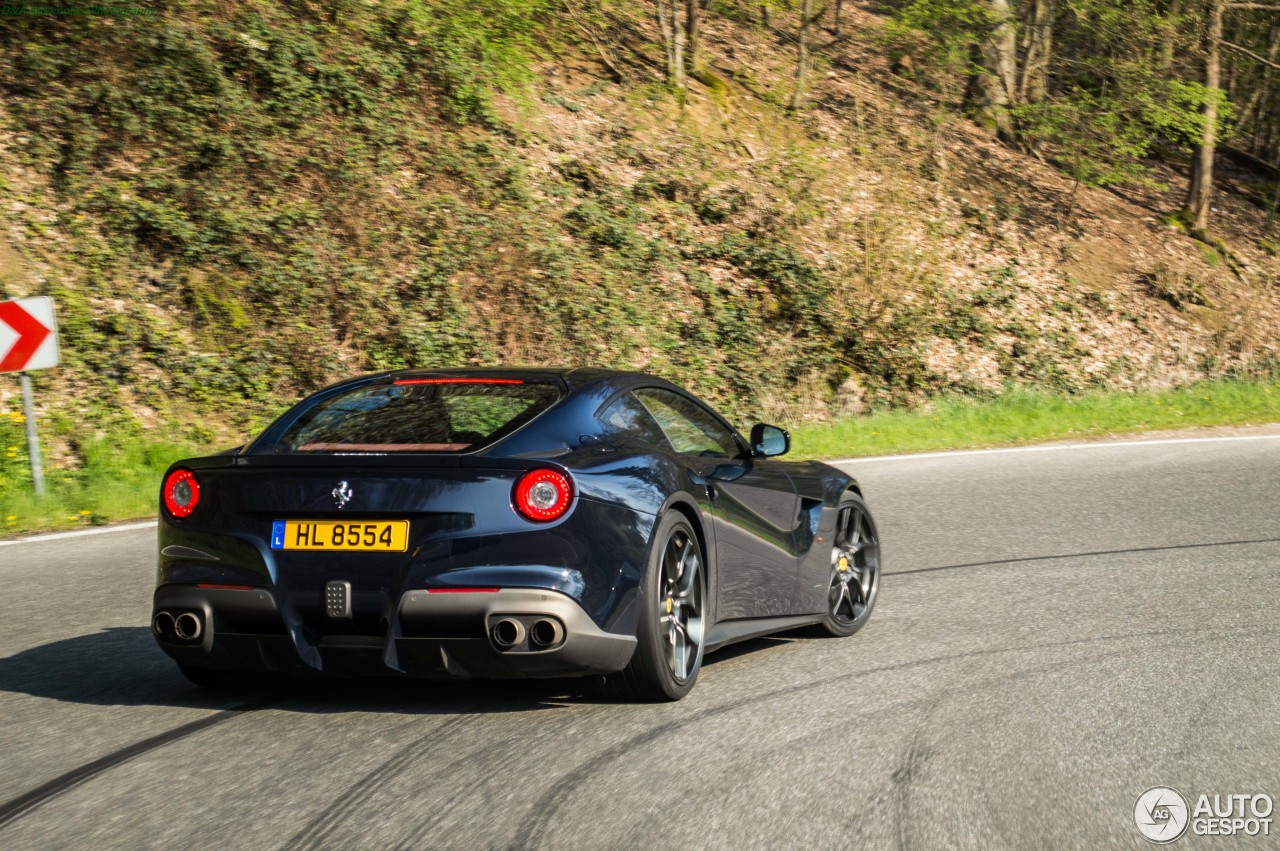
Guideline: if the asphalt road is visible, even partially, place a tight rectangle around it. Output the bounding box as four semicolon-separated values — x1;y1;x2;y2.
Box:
2;435;1278;849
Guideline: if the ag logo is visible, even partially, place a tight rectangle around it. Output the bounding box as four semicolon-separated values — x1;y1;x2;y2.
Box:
1135;787;1190;843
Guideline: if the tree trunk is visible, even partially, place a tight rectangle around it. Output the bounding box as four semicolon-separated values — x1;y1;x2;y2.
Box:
1160;0;1182;75
990;0;1020;110
790;0;813;110
1264;25;1280;158
1018;0;1054;104
1242;23;1279;153
686;0;703;74
673;11;686;90
1185;0;1224;231
656;0;685;89
968;0;1019;142
834;0;843;36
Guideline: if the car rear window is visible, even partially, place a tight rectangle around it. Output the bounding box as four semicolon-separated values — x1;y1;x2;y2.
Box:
274;380;561;454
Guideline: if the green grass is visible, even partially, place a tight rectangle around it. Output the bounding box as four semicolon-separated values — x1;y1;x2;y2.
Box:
787;376;1280;460
0;434;197;537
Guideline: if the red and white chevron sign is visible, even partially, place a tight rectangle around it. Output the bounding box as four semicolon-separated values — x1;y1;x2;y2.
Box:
0;297;59;374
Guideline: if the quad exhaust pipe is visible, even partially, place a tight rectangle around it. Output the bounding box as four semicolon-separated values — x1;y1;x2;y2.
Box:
152;611;175;639
174;612;203;641
153;610;203;642
490;618;526;649
490;617;565;651
529;618;565;648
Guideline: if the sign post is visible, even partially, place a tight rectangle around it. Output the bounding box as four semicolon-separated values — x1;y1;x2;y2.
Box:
19;373;44;496
0;297;60;497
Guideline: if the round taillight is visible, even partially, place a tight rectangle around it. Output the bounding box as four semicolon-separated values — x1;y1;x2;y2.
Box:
513;468;573;522
163;468;200;518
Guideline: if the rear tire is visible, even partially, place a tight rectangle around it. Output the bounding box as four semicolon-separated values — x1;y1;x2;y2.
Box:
605;512;707;702
808;492;880;638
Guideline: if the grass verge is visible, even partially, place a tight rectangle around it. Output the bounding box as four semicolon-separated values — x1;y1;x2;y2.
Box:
787;376;1280;460
1;436;196;538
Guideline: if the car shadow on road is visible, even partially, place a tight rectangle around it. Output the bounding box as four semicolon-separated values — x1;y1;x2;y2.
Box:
0;627;794;714
702;636;792;666
0;626;594;714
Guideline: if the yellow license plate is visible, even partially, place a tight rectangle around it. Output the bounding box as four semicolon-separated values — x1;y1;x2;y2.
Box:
270;520;409;552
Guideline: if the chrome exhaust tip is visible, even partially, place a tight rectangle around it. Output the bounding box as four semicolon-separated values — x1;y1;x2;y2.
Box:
174;612;203;642
529;618;565;649
490;618;526;649
152;611;175;639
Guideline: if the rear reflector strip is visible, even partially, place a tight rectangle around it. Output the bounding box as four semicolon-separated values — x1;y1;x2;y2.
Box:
196;584;254;591
393;378;524;386
425;587;500;593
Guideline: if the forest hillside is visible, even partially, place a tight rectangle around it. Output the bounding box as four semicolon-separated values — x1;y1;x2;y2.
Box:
0;0;1277;472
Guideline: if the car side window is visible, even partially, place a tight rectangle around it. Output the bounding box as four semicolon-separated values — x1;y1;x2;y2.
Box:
598;392;671;447
633;388;740;458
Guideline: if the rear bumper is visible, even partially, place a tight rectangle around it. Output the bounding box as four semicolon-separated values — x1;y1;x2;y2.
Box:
152;584;637;679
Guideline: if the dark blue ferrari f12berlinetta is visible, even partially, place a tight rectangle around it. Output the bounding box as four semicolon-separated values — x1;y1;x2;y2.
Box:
152;368;880;701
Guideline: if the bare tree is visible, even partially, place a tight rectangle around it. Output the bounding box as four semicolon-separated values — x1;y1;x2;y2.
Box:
656;0;686;89
687;0;705;73
1018;0;1055;104
1182;0;1280;228
969;0;1020;142
1161;0;1185;74
790;0;823;109
654;0;711;87
1185;0;1224;230
1239;23;1279;150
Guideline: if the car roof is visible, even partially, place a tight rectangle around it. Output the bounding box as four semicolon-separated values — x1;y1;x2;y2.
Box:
386;366;623;381
383;366;680;395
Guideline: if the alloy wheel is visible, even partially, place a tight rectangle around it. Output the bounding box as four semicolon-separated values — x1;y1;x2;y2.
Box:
828;503;878;625
659;529;705;682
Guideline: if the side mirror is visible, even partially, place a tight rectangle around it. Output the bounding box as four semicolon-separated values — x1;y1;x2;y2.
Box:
750;423;790;458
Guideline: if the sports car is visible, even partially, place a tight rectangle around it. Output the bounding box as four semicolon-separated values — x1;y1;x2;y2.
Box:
152;368;880;701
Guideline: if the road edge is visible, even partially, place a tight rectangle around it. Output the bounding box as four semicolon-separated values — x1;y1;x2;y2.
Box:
830;431;1280;465
0;520;157;547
